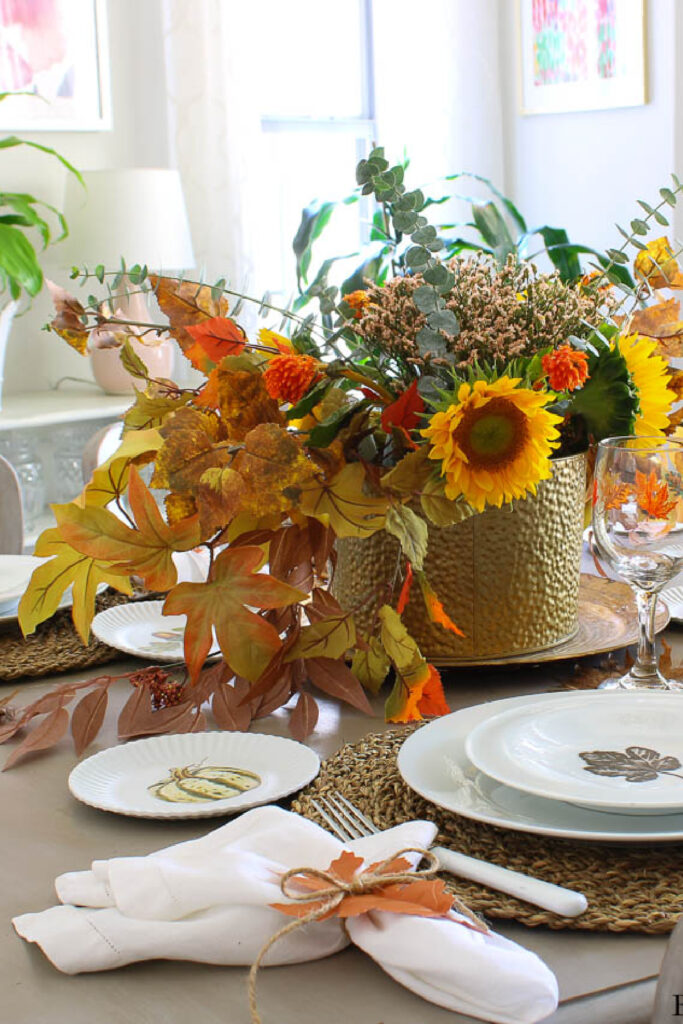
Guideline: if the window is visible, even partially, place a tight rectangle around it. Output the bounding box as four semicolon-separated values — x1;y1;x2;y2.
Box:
254;0;376;300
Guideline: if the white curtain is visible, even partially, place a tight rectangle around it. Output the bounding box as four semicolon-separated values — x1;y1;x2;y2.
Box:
161;0;263;296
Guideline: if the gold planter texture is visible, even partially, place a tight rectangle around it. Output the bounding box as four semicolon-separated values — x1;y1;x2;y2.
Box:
333;452;587;664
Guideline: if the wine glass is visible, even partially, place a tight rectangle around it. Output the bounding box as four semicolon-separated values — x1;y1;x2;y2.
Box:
592;435;683;690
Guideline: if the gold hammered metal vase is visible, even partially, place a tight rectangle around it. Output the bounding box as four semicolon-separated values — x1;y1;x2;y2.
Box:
332;452;587;664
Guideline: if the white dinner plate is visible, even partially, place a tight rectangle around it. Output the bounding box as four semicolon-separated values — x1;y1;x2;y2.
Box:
397;692;683;842
91;600;219;661
68;731;321;818
0;555;42;611
465;692;683;814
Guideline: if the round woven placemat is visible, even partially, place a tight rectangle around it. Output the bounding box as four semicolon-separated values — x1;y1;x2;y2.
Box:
292;726;683;934
0;590;160;681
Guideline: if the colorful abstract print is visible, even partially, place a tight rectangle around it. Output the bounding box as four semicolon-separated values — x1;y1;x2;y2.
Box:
532;0;616;86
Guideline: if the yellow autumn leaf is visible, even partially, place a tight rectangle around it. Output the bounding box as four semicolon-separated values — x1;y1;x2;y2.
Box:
82;428;163;508
420;476;477;527
286;614;356;662
299;463;388;538
378;604;428;686
380;448;432;496
18;529;132;642
634;237;683;290
351;637;391;694
384;504;428;571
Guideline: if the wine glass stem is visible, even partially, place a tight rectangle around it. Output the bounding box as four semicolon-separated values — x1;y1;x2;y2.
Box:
632;588;660;681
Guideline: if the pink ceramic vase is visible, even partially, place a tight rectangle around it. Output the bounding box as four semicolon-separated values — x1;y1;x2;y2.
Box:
90;338;175;395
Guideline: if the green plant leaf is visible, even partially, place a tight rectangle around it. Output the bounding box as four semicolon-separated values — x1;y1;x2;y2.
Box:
292;200;336;288
0;223;42;296
535;226;582;282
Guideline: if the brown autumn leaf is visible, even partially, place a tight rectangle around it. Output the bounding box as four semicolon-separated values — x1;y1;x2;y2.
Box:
71;688;109;756
289;691;319;741
269;524;315;591
196;466;247;537
152;405;230;493
117;683;149;739
118;697;202;740
57;467;201;591
150;276;230;359
233;423;315;512
251;672;294;720
306;657;373;714
214;361;283;441
211;678;252;732
308;518;336;578
306;587;344;623
3;707;70;771
165;491;198;525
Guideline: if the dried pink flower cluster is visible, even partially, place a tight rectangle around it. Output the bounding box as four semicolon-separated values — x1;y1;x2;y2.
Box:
354;253;608;369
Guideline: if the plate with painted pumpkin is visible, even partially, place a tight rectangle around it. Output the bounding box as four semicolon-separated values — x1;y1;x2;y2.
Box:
68;731;320;818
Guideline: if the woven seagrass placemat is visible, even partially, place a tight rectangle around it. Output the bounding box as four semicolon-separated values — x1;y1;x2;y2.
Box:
291;725;683;934
0;590;160;681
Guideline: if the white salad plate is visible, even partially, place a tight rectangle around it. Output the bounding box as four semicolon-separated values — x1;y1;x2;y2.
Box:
0;555;42;612
91;600;220;661
465;692;683;815
68;731;321;819
397;692;683;842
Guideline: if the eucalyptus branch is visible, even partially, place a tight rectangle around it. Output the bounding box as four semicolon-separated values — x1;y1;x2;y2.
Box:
593;178;683;292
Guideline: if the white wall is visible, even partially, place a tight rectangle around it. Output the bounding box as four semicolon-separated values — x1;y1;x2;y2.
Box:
499;0;679;255
3;0;169;394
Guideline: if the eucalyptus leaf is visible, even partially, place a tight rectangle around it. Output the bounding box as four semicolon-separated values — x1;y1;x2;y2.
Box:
427;308;459;335
412;285;441;314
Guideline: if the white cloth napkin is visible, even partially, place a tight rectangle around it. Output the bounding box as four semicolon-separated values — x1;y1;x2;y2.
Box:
13;806;558;1024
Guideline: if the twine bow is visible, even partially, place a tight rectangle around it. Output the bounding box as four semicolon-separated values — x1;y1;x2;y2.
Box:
247;846;484;1024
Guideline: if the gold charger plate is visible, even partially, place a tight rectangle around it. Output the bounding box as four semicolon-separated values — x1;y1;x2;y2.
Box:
431;574;670;667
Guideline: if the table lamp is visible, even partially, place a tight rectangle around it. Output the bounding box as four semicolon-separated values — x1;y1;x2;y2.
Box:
61;168;195;393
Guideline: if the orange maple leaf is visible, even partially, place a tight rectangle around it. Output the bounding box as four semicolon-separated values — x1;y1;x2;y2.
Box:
56;467;201;591
271;849;454;922
185;316;246;365
164;545;305;683
635;469;678;518
600;476;632;512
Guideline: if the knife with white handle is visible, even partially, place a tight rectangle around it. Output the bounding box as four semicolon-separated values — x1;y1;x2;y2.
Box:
432;845;588;917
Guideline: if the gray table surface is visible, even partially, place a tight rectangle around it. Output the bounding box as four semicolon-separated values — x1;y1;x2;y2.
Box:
3;626;683;1024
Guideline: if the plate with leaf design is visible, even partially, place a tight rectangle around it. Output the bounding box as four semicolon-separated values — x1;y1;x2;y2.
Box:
465;692;683;815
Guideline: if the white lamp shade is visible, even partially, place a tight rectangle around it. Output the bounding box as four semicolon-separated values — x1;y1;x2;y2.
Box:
62;169;195;272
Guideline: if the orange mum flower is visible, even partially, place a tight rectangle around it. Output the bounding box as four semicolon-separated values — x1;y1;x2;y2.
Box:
344;289;371;319
541;346;589;392
636;469;678;518
263;354;320;405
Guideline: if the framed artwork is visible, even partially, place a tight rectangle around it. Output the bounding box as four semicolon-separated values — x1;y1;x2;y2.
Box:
518;0;646;115
0;0;111;130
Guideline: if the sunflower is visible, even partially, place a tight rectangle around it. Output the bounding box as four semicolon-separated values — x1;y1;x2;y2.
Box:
422;377;562;511
617;333;672;436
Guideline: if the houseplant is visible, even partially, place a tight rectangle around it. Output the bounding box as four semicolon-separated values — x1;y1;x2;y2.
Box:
0;92;82;408
16;149;678;739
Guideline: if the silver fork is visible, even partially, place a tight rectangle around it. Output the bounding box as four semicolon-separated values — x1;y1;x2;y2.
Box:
311;791;587;918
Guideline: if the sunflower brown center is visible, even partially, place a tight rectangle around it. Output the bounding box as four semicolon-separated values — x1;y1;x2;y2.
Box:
453;396;529;467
